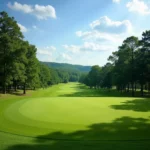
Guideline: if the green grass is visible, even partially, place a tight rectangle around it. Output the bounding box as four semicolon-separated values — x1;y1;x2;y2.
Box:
0;82;150;150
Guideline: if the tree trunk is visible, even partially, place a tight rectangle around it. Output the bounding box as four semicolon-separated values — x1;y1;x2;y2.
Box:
131;82;134;97
140;72;144;97
3;85;6;94
141;83;144;97
134;83;136;92
8;85;11;93
124;85;126;92
3;63;6;94
23;83;26;94
15;85;17;92
121;85;123;93
14;80;17;92
127;83;129;92
131;48;134;97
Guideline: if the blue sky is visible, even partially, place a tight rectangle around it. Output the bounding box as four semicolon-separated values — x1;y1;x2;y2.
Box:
0;0;150;66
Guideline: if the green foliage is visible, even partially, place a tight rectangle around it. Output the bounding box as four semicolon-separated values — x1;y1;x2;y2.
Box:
39;63;50;88
81;64;113;89
82;34;150;96
42;62;91;73
0;11;23;93
43;63;82;83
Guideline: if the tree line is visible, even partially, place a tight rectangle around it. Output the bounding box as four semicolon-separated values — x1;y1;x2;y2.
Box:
0;11;79;94
80;33;150;97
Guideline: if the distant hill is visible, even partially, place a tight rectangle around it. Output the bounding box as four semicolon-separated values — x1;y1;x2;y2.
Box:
41;62;91;73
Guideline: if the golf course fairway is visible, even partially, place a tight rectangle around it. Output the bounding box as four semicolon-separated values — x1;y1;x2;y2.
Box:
0;82;150;150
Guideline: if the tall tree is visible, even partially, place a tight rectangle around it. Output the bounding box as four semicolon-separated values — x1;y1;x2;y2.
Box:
138;31;150;96
0;11;23;93
23;44;39;94
11;39;27;91
123;36;139;96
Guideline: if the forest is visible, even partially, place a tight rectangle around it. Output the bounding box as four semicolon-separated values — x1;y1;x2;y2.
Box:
79;34;150;97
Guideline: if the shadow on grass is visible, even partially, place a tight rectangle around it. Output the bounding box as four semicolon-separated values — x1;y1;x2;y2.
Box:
111;98;150;112
0;90;24;96
59;84;137;97
60;84;150;97
5;117;150;150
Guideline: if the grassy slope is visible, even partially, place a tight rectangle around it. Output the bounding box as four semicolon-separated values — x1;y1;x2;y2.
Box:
0;83;150;150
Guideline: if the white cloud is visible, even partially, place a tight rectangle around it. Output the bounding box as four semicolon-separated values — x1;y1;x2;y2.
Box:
37;46;56;56
56;53;72;63
63;16;133;55
113;0;120;3
61;53;72;61
126;0;150;15
74;16;133;53
90;16;132;33
7;1;56;20
76;30;123;43
63;42;114;53
17;23;27;32
37;50;52;56
8;2;32;13
63;45;80;53
81;42;114;51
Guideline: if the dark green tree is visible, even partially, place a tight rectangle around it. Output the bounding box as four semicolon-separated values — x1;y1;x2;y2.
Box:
0;11;23;93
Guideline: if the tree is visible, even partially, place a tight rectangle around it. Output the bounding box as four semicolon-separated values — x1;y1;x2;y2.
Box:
11;39;27;91
87;65;101;88
123;36;139;96
23;43;39;94
100;63;113;89
0;11;23;93
137;31;150;96
39;64;50;88
79;73;87;83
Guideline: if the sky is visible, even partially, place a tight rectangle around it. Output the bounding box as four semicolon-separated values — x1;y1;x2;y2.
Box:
0;0;150;66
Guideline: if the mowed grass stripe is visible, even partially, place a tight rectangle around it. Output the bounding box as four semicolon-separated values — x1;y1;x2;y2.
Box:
0;83;150;145
0;98;150;139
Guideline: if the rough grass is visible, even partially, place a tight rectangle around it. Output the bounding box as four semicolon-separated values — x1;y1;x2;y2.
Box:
0;82;150;150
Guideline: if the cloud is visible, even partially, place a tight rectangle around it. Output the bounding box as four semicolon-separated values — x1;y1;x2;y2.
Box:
63;45;80;53
63;42;114;53
74;16;133;52
113;0;120;3
64;16;133;54
76;30;123;43
61;53;72;61
56;53;72;63
37;50;52;56
126;0;150;15
37;46;56;56
7;1;56;20
17;23;27;32
8;2;32;13
46;46;56;51
90;16;132;33
81;42;114;51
